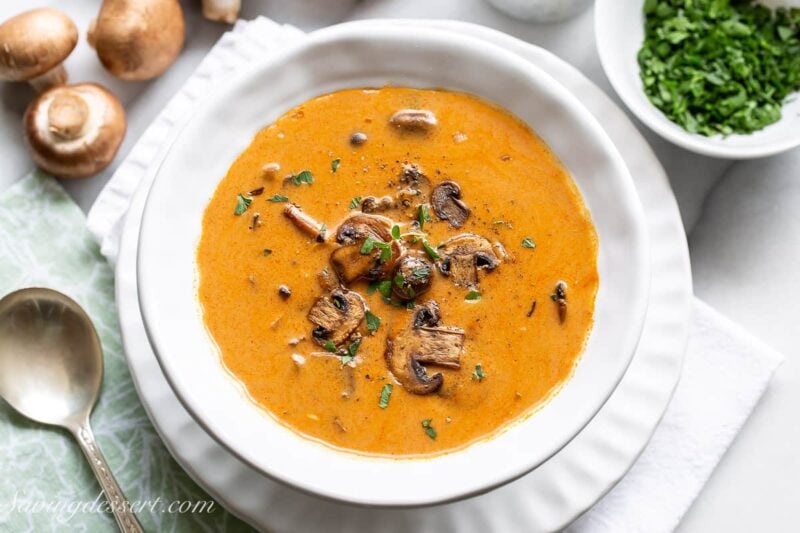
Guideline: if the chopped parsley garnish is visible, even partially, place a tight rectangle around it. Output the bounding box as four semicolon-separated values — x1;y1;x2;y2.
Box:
365;310;381;333
349;196;362;209
465;290;481;302
418;204;432;230
331;158;340;173
323;340;337;353
341;338;361;365
333;297;343;309
422;240;440;260
421;419;437;440
262;248;273;256
233;194;252;216
376;281;393;298
379;384;393;409
360;235;393;263
394;271;405;288
411;267;430;280
391;225;401;240
522;237;536;249
268;194;289;203
472;364;486;382
638;0;800;136
289;170;314;186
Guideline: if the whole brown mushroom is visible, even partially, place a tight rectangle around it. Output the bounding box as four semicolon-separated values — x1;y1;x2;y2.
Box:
0;8;78;92
202;0;242;23
24;83;126;179
88;0;185;81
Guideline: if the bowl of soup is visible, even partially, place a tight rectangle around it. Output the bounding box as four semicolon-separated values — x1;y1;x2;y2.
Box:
137;22;649;506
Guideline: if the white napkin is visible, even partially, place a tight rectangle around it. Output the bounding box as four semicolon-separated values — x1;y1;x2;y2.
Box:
87;17;784;533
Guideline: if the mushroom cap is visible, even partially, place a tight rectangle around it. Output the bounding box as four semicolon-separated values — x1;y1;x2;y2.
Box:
0;8;78;82
24;83;127;179
90;0;186;81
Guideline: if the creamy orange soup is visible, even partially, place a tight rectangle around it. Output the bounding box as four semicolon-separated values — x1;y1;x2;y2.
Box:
197;88;598;456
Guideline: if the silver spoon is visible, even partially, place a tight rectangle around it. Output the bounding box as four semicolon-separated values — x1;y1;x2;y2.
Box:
0;288;143;533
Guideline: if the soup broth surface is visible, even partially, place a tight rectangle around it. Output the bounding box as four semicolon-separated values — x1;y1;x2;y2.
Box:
197;87;598;456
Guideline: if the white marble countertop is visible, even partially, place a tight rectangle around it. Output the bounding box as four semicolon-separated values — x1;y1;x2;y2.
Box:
1;1;797;531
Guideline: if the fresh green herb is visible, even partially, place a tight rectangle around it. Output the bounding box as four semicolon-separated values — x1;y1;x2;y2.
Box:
323;340;337;353
472;364;486;382
365;310;381;333
331;158;341;173
262;248;273;257
349;196;362;209
379;384;393;409
418;204;432;230
638;0;800;136
234;194;252;216
410;266;430;280
289;170;314;186
522;237;536;249
391;225;401;240
333;297;343;310
465;290;481;302
376;280;393;298
361;236;393;263
340;338;361;365
268;194;289;203
422;240;440;260
394;271;405;288
421;419;437;440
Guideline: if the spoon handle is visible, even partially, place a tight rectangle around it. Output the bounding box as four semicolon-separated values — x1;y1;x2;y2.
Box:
73;420;144;533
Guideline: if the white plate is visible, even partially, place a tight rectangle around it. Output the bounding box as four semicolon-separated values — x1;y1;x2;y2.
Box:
136;24;650;506
595;0;800;159
117;20;691;531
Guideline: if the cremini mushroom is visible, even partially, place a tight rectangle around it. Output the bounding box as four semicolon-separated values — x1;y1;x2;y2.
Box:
201;0;241;23
392;253;433;302
553;280;568;323
23;83;126;179
307;288;366;347
436;233;501;288
360;195;394;214
0;8;78;92
389;109;437;133
283;204;327;242
431;180;470;228
88;0;185;81
330;213;402;284
384;301;465;395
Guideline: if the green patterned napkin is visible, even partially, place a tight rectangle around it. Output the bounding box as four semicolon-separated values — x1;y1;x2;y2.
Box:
0;172;250;532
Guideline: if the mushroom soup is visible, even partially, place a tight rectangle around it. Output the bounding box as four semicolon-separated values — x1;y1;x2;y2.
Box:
197;88;598;456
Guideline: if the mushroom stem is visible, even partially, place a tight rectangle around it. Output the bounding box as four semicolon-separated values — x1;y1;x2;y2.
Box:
47;91;88;139
29;65;67;93
201;0;241;23
283;204;327;242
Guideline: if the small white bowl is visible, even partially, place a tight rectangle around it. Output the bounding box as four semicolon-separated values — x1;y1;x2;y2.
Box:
595;0;800;159
137;23;649;506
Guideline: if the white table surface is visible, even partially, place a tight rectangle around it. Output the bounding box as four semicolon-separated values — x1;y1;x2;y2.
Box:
1;1;797;532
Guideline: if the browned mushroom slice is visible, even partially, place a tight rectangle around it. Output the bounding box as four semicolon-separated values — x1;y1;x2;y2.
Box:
389;109;437;133
392;253;433;302
330;213;401;283
436;233;501;288
431;180;470;228
284;204;327;242
384;302;465;395
360;195;394;213
307;289;366;346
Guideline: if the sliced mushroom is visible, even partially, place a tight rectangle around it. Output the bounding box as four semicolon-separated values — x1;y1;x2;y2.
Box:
431;180;470;228
392;253;433;302
553;280;568;324
307;288;366;347
317;268;339;292
0;8;78;92
389;109;437;133
360;195;394;214
385;302;465;395
283;204;327;242
330;213;401;283
436;233;501;288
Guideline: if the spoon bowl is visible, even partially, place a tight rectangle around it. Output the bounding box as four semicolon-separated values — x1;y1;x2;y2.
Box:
0;288;101;428
0;288;142;533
